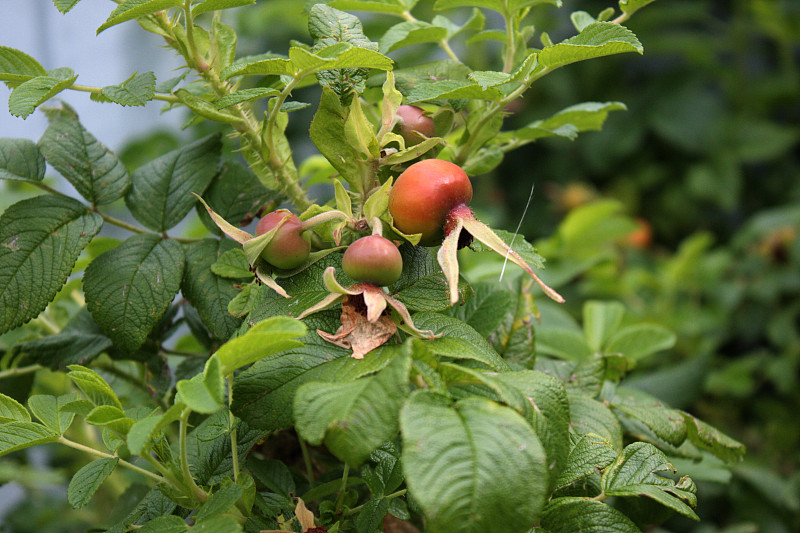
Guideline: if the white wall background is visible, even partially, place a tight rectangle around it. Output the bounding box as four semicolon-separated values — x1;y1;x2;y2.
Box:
0;0;185;151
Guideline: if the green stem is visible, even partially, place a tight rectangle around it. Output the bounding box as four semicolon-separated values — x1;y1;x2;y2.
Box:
401;10;460;63
298;437;315;486
0;364;42;380
334;464;350;513
227;375;239;483
344;489;407;516
179;407;208;502
70;84;179;103
59;437;165;484
503;12;516;73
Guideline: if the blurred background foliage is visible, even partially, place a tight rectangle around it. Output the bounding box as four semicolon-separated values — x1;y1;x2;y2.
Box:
1;0;799;531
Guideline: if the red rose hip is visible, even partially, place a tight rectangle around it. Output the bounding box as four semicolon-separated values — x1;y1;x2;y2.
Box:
388;159;473;246
396;105;435;146
342;235;403;287
255;209;310;270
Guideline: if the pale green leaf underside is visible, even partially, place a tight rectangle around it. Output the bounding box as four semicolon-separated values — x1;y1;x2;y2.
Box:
0;194;102;334
620;0;657;16
67;457;119;509
0;46;47;86
0;392;30;423
27;393;79;434
0;421;59;457
9;68;77;118
100;71;156;106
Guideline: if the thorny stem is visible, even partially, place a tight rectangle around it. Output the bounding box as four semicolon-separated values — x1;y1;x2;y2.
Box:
503;12;517;73
59;437;166;484
0;364;42;380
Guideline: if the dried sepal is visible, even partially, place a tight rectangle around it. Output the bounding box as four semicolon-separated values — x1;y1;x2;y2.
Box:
460;216;565;303
191;192;252;244
436;215;464;306
255;266;290;299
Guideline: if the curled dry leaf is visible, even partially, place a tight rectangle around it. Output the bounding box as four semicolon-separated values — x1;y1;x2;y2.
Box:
317;294;397;359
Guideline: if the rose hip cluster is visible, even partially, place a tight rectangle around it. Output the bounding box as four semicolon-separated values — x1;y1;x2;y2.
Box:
197;105;562;358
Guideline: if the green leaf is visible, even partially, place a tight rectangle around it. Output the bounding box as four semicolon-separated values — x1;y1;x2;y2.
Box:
85;405;136;435
227;284;259;318
0;194;102;334
541;497;641;532
356;498;389;533
406;80;503;104
434;0;561;14
9;68;77;118
195;483;244;521
605;324;676;360
83;234;185;353
192;516;243;533
379;21;448;53
125;134;221;231
187;411;266;485
393;274;466;312
138;516;188;533
100;71;156;106
407;312;511;371
500;101;627;144
38;111;131;205
67;457;119;509
295;351;410;466
0;421;59;457
247;457;296;495
27;393;79;434
215;316;306;375
176;89;242;124
536;328;592;360
0;138;46;181
619;0;657;16
52;0;83;14
492;370;571;489
193;0;255;16
0;46;46;86
213;87;278;109
67;365;123;409
10;308;112;370
538;22;643;69
601;442;698;520
309;88;364;192
583;300;625;352
308;4;384;98
196;161;276;235
610;387;686;446
680;412;745;463
568;391;623;451
328;0;411;15
177;355;225;414
211;249;252;279
126;402;184;456
182;239;245;341
97;0;184;34
554;433;618;489
0;392;30;423
401;392;548;533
